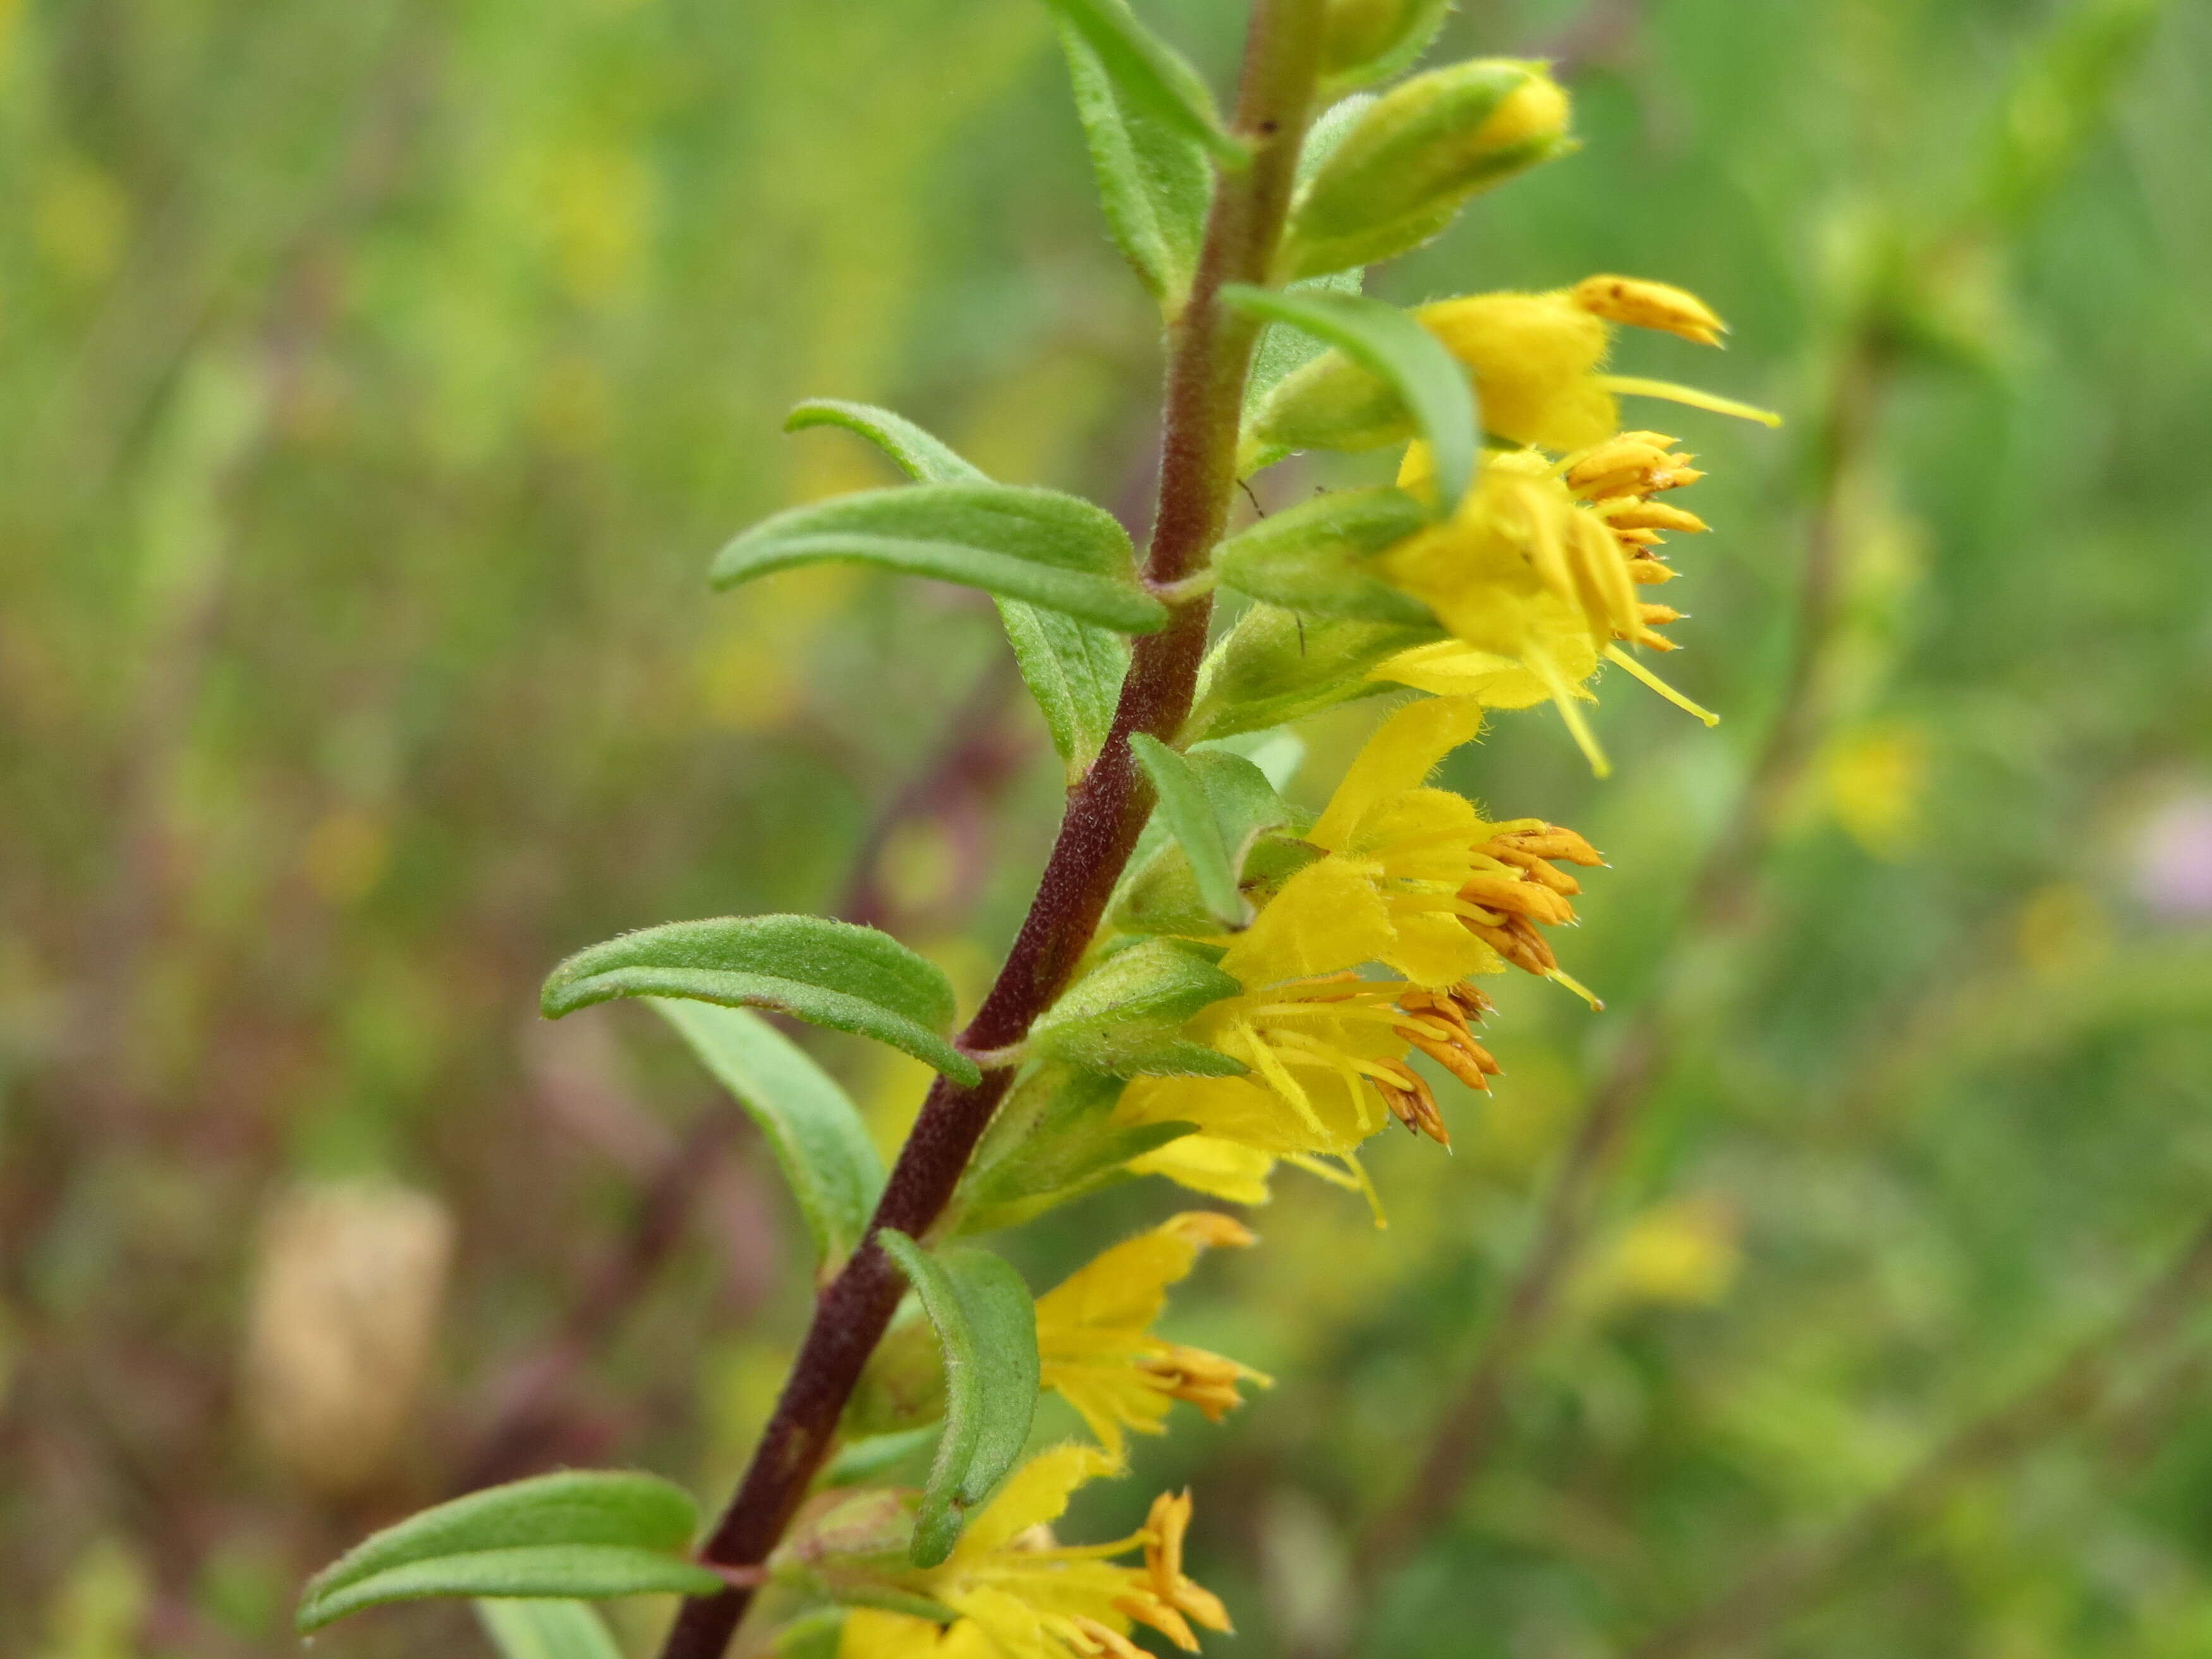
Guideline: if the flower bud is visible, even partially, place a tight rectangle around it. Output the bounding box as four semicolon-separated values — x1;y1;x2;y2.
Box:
1282;59;1572;279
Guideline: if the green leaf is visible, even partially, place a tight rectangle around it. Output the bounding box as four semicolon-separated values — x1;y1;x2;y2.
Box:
781;398;1130;773
650;1001;884;1268
1222;285;1478;511
1058;21;1213;308
1129;735;1239;924
298;1471;717;1632
877;1232;1041;1569
1182;604;1441;744
999;598;1130;775
544;915;980;1087
1128;737;1295;926
1039;0;1246;165
959;1068;1195;1234
1214;485;1435;623
475;1600;626;1659
1029;936;1244;1075
785;398;986;486
712;483;1167;635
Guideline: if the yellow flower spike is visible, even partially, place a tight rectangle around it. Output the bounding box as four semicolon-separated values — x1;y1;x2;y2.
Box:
843;1449;1236;1659
1107;695;1605;1194
1035;1215;1270;1460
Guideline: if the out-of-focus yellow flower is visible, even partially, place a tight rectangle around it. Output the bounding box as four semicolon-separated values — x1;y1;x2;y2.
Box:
1116;698;1601;1200
840;1447;1231;1659
1823;724;1928;859
1579;1196;1741;1312
1036;1213;1269;1459
1419;275;1775;452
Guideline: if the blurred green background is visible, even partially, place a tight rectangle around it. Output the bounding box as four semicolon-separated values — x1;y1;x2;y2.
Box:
6;0;2212;1654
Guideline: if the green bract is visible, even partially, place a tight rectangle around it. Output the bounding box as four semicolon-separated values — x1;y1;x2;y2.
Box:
1224;285;1479;509
1214;485;1436;623
1182;604;1440;743
1282;58;1574;277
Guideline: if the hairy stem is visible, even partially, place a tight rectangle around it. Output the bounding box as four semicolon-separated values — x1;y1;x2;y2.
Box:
1352;329;1892;1586
657;8;1326;1655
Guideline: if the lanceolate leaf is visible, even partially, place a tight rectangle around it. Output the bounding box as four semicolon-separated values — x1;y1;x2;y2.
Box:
475;1599;626;1659
1221;285;1478;511
651;1001;885;1269
782;399;1130;772
784;399;986;487
712;483;1166;635
998;599;1130;776
1130;735;1240;923
297;1472;718;1632
544;915;979;1087
877;1231;1042;1568
1214;485;1435;623
1039;0;1247;165
1128;737;1296;927
1059;21;1213;309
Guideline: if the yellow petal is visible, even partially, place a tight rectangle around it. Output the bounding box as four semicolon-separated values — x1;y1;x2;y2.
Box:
1218;856;1392;983
1125;1136;1275;1204
957;1445;1119;1560
1310;696;1486;850
1382;908;1495;987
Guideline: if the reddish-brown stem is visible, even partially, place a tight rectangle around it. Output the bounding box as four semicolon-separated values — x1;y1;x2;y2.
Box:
657;8;1325;1655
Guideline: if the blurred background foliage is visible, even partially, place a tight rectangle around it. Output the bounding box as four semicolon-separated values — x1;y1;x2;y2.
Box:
4;0;2211;1655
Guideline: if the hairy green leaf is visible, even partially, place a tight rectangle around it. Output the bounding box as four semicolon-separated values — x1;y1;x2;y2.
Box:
544;915;979;1086
1182;604;1441;743
999;598;1131;775
1040;0;1246;164
1223;286;1478;510
712;483;1166;634
1214;485;1435;623
1059;21;1213;308
651;1001;884;1268
476;1599;626;1659
877;1231;1041;1568
298;1472;715;1632
782;398;1130;773
785;398;987;486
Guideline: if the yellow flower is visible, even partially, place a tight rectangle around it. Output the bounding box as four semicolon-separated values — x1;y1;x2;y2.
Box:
1036;1213;1269;1459
1418;274;1777;452
1116;698;1601;1198
840;1447;1231;1659
1375;439;1725;775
